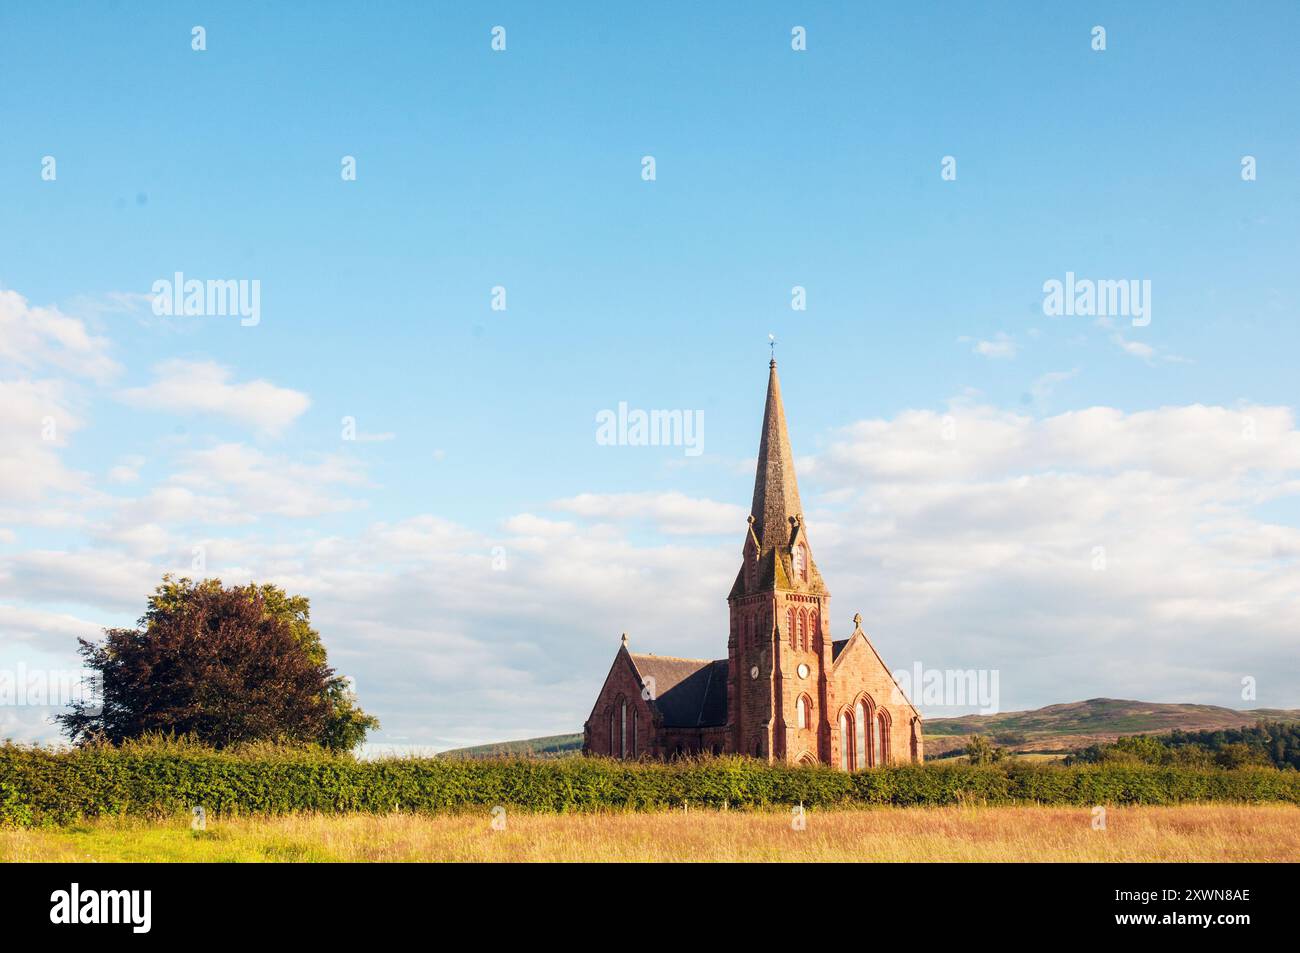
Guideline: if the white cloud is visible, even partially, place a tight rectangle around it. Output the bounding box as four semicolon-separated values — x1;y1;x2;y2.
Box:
502;513;577;539
551;491;746;535
1030;368;1078;402
0;379;92;506
107;454;146;484
0;603;106;647
0;292;116;512
1111;332;1156;361
820;403;1300;484
169;443;367;519
0;550;167;614
972;332;1017;359
0;288;120;383
118;360;310;435
365;515;483;561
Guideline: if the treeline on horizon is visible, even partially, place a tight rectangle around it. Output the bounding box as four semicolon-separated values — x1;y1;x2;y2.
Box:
1064;722;1300;771
4;737;1300;827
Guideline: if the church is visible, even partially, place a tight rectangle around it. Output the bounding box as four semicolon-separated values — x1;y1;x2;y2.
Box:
583;359;923;768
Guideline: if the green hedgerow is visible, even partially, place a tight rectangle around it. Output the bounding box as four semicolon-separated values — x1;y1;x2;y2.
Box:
2;741;1298;827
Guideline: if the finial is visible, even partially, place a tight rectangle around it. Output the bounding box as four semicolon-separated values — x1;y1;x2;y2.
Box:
747;515;755;525
621;632;628;647
768;333;776;367
852;612;862;630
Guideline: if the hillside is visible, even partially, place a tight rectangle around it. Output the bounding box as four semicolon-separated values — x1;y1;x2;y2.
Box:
438;733;583;760
921;698;1300;758
439;699;1300;760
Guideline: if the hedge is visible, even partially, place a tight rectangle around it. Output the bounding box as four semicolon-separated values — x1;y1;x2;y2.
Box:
2;742;1298;826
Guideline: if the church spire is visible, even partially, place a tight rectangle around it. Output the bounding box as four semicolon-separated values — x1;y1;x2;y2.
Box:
728;355;827;601
749;357;804;555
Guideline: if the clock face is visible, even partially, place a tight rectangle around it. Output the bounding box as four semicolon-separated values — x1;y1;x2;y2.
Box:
797;663;810;679
750;665;759;680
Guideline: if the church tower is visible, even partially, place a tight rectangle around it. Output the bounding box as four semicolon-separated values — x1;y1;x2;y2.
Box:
727;358;832;764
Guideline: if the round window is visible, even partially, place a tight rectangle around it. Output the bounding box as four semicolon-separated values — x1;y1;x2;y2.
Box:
750;665;759;680
797;663;810;679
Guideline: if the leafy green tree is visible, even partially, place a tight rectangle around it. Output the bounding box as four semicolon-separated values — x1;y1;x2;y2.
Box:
966;734;1006;765
1214;743;1271;769
1112;734;1172;764
1066;721;1300;770
58;576;378;751
1169;745;1215;768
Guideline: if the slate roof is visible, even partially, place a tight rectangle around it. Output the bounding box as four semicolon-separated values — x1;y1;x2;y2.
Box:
831;638;849;662
629;653;728;728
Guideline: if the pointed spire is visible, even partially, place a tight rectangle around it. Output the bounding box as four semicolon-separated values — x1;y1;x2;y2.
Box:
729;355;828;601
749;358;804;555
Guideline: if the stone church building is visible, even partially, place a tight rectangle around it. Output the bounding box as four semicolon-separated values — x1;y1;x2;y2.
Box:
583;359;923;768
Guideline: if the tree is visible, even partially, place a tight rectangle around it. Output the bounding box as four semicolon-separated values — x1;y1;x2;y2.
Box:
1214;743;1271;769
1065;722;1299;770
57;576;378;751
966;734;1006;765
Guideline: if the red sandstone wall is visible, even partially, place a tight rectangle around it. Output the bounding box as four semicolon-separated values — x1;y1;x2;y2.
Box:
729;595;774;759
771;592;829;764
582;648;659;758
825;632;923;766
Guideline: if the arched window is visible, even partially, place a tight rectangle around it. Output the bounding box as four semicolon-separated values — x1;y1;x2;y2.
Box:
620;698;628;759
855;699;868;767
796;694;809;730
811;612;821;651
608;711;616;757
793;544;806;578
787;607;796;649
632;708;638;758
876;711;888;765
798;609;808;651
839;710;855;771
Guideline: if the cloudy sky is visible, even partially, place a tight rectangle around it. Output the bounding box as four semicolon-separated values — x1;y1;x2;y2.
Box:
2;4;1298;748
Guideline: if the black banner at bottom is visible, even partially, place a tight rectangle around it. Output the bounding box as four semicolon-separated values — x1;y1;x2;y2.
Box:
0;861;1283;939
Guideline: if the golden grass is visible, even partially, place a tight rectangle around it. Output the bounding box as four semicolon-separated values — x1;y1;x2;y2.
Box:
3;804;1296;862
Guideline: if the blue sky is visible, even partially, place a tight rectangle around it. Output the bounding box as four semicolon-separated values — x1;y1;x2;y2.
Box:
2;3;1299;748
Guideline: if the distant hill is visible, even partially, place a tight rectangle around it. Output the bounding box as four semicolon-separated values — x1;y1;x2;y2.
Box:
438;733;583;760
438;699;1300;761
922;698;1300;758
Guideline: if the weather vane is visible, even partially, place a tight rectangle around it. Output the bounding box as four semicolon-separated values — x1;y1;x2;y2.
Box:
769;333;776;363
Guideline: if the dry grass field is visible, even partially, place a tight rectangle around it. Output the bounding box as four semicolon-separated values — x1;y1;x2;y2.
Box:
3;804;1297;862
